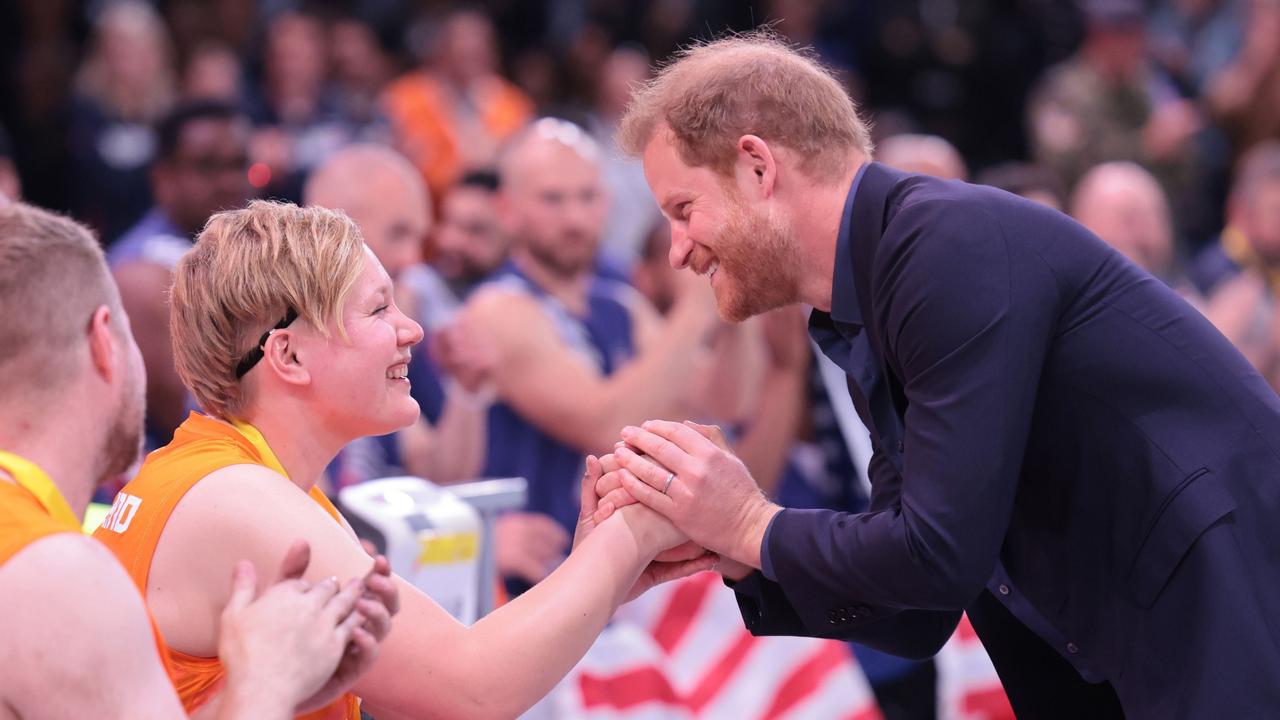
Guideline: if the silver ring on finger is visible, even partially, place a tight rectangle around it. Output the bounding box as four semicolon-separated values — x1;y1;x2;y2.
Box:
662;471;675;495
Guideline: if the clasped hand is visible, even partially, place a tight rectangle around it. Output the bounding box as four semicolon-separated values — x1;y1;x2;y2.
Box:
589;420;781;582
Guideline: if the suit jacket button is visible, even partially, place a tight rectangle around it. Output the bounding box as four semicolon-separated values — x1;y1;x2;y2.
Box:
1066;643;1079;655
998;584;1010;596
895;440;904;452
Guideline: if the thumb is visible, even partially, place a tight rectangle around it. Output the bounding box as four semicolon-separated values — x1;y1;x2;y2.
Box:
683;420;731;452
578;455;602;522
225;560;258;614
276;538;312;582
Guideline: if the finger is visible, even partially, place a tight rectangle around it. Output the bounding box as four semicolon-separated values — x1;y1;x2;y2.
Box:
224;560;258;614
594;467;628;499
639;419;720;460
578;455;602;522
621;471;677;517
615;446;677;494
655;540;705;562
648;554;719;585
682;420;732;452
594;486;638;523
336;609;368;645
598;453;621;474
359;538;378;557
276;539;312;582
619;426;697;476
323;577;364;625
592;499;615;525
347;625;379;665
362;567;400;616
356;597;392;640
306;575;343;612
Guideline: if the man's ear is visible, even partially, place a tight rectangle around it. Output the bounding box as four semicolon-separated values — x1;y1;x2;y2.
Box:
735;134;778;200
87;305;118;383
260;329;310;387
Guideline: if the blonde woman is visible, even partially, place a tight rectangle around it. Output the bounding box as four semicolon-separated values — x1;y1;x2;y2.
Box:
95;199;711;719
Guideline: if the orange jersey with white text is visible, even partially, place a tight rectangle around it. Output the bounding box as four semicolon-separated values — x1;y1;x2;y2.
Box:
93;414;359;720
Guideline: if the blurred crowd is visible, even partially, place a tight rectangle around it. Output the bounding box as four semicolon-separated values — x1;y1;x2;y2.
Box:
4;0;1280;717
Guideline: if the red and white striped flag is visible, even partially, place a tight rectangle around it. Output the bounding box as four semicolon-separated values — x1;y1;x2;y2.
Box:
546;572;1014;720
549;572;882;719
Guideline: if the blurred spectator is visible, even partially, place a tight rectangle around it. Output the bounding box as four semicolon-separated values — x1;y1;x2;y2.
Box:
1149;0;1245;97
68;0;176;243
977;161;1067;211
304;143;490;486
383;8;534;198
1202;0;1280;157
0;124;20;202
877;132;969;180
588;45;664;271
245;10;354;201
433;169;507;303
330;17;397;133
109;100;253;450
1190;141;1280;385
183;42;243;102
1071;161;1179;280
458;118;720;590
1029;0;1200;221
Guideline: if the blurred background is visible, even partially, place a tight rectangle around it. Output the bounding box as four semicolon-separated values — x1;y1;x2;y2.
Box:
6;1;1280;718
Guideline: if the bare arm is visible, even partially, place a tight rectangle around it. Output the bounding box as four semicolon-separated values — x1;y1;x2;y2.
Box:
157;465;689;720
114;260;187;440
461;284;719;454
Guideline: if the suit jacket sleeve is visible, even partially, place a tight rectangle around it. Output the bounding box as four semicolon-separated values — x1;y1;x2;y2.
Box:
729;440;962;657
753;198;1057;641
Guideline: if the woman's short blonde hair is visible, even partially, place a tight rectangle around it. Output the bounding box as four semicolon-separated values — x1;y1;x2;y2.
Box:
170;200;366;419
618;31;873;182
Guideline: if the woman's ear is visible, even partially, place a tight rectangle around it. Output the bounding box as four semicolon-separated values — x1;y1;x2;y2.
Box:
261;329;310;387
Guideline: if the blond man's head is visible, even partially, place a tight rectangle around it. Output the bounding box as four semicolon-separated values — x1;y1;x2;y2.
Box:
170;200;366;419
618;31;872;182
0;202;145;481
0;203;121;396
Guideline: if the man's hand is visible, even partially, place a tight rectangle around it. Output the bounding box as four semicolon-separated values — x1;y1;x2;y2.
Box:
496;512;571;584
294;552;399;713
574;455;717;602
218;540;375;713
612;420;782;570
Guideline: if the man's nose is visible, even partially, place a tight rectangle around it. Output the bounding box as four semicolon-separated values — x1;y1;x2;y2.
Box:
668;223;693;270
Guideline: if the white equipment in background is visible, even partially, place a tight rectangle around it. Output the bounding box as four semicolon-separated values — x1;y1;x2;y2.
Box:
338;476;527;624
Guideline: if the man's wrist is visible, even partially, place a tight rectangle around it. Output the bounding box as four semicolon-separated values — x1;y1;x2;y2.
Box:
735;495;783;570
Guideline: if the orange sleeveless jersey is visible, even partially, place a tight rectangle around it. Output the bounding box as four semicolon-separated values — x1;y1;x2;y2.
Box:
0;457;176;681
93;413;360;720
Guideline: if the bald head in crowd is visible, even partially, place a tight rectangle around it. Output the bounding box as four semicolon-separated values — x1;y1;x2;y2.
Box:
1071;161;1174;275
877;133;969;181
304;144;431;280
497;118;607;279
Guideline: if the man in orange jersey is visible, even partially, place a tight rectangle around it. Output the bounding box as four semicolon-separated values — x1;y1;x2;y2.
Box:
0;201;385;719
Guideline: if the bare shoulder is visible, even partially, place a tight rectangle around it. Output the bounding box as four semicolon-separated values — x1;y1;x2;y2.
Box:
149;463;373;653
162;463;350;572
0;534;177;715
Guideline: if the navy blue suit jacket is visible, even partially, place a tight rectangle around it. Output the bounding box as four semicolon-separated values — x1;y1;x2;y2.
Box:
730;163;1280;718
